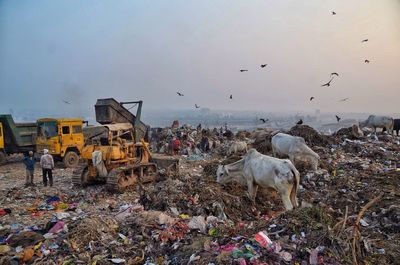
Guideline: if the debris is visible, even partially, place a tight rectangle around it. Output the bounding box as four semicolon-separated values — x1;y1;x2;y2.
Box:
254;231;273;249
188;216;207;233
0;245;11;254
279;251;293;262
8;231;45;248
110;258;126;264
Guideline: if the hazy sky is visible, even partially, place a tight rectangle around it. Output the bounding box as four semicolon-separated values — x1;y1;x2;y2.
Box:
0;0;399;116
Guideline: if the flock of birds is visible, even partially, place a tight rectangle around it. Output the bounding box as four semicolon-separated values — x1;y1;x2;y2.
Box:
58;10;372;128
176;63;268;110
175;10;373;126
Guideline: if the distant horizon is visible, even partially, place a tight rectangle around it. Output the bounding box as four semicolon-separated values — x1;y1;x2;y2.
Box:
4;106;400;125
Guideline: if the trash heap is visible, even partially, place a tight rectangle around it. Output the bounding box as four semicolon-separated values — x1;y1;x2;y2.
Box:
0;125;399;264
150;121;243;160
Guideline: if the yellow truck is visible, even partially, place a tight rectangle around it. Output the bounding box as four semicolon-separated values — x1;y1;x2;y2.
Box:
36;118;84;168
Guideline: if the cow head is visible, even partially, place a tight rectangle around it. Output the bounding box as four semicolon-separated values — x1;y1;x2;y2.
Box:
216;165;229;184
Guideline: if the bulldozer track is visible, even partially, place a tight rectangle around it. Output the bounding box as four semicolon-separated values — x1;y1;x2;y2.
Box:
105;167;124;192
72;165;88;186
106;163;157;192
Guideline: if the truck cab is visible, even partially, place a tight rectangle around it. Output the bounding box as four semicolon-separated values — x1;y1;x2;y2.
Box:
36;118;84;168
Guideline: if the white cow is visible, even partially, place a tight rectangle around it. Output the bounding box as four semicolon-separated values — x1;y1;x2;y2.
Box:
227;141;248;156
271;133;320;171
216;149;300;211
360;115;394;135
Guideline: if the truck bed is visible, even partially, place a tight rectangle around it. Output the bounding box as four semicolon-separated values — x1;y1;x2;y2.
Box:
0;115;37;154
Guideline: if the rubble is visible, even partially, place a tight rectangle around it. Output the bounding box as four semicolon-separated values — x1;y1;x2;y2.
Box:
0;124;399;264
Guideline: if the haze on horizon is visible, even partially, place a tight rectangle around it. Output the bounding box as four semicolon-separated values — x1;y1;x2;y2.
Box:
0;0;400;117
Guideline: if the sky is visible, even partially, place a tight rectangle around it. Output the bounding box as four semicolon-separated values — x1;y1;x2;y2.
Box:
0;0;400;117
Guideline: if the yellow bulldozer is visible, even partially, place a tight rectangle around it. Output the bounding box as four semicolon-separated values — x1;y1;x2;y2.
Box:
72;98;162;192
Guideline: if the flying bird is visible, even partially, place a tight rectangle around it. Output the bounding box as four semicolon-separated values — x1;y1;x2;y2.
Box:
331;72;339;77
259;118;269;123
321;77;334;87
195;104;200;109
332;11;336;15
361;39;369;43
335;115;341;122
177;92;184;96
310;97;315;101
339;98;349;102
364;59;370;63
63;100;71;105
230;94;233;99
296;119;303;125
240;69;248;72
260;64;267;68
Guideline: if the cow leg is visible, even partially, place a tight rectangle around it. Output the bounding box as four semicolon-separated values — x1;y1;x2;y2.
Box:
289;154;296;167
277;185;293;211
272;146;277;157
246;180;256;205
252;185;259;202
289;184;299;208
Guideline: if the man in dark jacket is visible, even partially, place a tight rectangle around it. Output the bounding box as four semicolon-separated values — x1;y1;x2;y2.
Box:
23;151;35;186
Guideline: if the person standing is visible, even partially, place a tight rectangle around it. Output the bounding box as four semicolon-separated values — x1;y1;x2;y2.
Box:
23;151;35;186
40;149;54;187
171;137;181;155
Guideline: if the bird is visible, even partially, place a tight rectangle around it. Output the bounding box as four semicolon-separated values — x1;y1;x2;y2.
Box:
62;100;71;105
195;104;200;109
335;115;341;122
259;118;269;123
230;95;233;99
260;64;267;68
331;72;339;77
321;77;334;87
364;59;370;63
361;39;369;43
177;92;184;96
332;11;336;15
240;69;248;72
296;119;303;125
339;98;349;102
310;97;315;101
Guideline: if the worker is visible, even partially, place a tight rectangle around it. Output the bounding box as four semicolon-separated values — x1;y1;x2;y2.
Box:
171;137;181;155
23;151;35;186
40;149;54;187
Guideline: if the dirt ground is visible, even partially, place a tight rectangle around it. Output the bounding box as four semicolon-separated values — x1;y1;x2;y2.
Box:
0;128;399;265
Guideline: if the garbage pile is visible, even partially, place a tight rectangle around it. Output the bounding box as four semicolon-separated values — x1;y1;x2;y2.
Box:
0;125;399;264
150;121;242;159
288;125;336;147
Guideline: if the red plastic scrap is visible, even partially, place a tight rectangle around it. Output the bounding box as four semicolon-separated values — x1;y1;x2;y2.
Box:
158;221;189;242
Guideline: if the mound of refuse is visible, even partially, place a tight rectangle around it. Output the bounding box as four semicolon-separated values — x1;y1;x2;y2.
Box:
68;217;118;251
251;129;278;155
288;125;335;147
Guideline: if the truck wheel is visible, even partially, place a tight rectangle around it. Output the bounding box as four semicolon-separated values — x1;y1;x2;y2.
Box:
0;151;5;165
63;151;80;168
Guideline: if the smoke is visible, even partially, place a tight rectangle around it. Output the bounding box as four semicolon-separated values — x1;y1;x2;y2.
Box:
59;81;89;118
